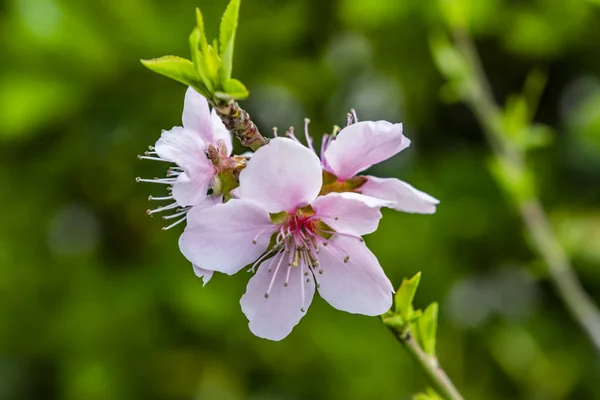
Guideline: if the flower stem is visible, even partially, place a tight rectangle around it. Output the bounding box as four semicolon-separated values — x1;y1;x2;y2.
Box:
451;28;600;352
212;100;268;151
387;325;464;400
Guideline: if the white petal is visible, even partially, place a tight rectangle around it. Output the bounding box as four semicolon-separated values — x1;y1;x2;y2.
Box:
171;171;211;207
211;108;233;156
240;252;315;341
182;87;215;145
359;176;439;214
235;138;322;213
179;200;277;275
155;126;210;172
324;121;409;180
193;264;214;286
311;192;391;236
316;236;393;316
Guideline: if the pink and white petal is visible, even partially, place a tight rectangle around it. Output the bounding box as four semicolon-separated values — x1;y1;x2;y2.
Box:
184;195;223;227
193;264;214;286
179;200;277;275
182;87;214;144
211;108;233;156
171;171;212;207
312;192;392;236
324;121;410;180
358;176;439;214
241;252;315;341
316;236;393;316
154;126;210;172
236;137;322;213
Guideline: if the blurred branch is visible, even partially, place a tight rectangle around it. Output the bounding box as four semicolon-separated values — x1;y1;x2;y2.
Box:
448;28;600;353
383;318;464;400
382;274;465;400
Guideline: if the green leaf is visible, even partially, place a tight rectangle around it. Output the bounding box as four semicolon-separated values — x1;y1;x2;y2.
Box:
219;0;241;82
141;56;203;90
417;302;439;357
413;388;443;400
394;272;421;320
223;78;249;99
195;8;210;55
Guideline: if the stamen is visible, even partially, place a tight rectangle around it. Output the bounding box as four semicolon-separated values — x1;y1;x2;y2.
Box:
299;256;305;311
272;127;278;137
332;125;340;137
265;251;286;298
162;215;187;230
316;228;364;243
162;209;189;220
148;195;174;201
147;202;179;215
304;118;316;154
136;177;176;185
351;108;359;123
138;155;171;162
286;126;301;143
346;112;353;127
320;134;330;161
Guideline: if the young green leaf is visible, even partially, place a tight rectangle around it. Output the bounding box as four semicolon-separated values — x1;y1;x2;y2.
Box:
413;388;443;400
219;0;241;82
417;302;439;357
140;56;205;93
394;272;422;320
223;78;249;99
195;8;210;55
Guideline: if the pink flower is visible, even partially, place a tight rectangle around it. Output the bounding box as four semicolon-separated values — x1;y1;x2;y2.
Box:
180;138;394;340
137;87;234;284
319;120;439;214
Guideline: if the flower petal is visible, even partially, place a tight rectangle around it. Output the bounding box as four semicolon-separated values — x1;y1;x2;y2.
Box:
155;126;210;172
324;121;409;180
316;236;393;316
182;87;215;145
211;109;233;156
358;176;439;214
171;171;212;207
192;264;214;286
235;137;322;213
311;192;391;236
240;251;315;341
179;200;277;275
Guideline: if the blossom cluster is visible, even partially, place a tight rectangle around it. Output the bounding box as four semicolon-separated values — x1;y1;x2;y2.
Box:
138;88;439;340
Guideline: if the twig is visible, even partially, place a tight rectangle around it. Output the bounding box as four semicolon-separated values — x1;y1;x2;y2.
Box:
452;28;600;352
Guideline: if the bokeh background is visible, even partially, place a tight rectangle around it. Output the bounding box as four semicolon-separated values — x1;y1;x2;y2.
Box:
2;0;600;399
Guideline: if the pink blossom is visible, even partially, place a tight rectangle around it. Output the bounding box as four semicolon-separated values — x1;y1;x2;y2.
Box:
319;119;439;214
137;87;234;284
180;138;394;340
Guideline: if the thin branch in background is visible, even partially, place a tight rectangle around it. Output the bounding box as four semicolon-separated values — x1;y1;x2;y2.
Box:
449;28;600;353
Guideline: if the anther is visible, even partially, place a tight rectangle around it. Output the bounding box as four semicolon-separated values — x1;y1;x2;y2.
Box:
344;256;350;263
318;269;323;274
334;217;339;220
300;308;305;312
264;293;269;299
252;240;257;244
284;282;288;287
304;272;309;276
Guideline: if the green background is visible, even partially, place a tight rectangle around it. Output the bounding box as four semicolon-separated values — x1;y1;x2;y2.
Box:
1;0;600;399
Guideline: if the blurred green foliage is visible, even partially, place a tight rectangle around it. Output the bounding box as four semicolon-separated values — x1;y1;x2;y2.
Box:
1;0;600;399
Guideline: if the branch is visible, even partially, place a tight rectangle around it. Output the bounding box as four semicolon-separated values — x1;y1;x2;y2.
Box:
384;322;464;400
451;28;600;352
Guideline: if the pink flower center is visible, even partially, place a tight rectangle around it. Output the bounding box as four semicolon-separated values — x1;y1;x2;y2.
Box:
249;209;360;313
